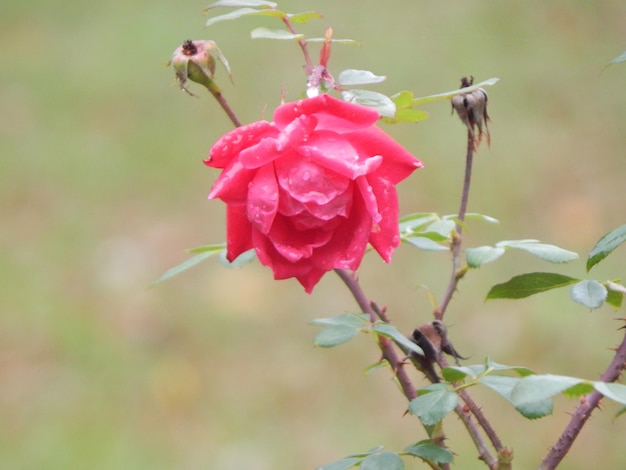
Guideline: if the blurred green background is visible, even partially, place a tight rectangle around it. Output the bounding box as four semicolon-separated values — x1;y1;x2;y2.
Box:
2;1;626;468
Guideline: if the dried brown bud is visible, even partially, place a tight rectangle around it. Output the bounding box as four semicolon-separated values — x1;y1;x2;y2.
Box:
451;76;491;150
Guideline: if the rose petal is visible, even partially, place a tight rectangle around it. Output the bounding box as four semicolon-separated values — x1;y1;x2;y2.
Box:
208;159;255;203
246;164;279;234
366;177;400;262
356;176;381;224
238;115;317;169
225;204;253;262
345;126;423;184
299;130;383;179
205;121;276;169
267;215;333;262
274;94;380;132
275;155;349;205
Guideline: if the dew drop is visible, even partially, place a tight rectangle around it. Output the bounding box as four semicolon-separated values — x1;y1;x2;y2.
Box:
302;171;311;181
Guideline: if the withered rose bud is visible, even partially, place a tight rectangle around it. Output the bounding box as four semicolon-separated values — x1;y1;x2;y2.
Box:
451;76;490;149
168;39;231;95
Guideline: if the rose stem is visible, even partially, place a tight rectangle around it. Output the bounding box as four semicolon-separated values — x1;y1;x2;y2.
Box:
540;328;626;469
435;128;474;320
334;269;417;402
205;78;242;128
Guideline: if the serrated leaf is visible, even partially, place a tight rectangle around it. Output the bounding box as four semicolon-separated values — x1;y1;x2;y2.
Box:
219;248;256;267
205;7;269;26
408;390;458;425
316;457;361;470
384;107;429;124
341;90;396;118
570;280;607;309
306;38;361;46
499;240;579;263
250;27;303;40
403;440;453;463
486;272;580;300
485;358;535;377
442;364;487;382
288;11;322;23
310;313;370;328
475;374;551;418
511;375;586;406
313;325;360;348
372;323;423;356
338;69;386;86
361;452;404;470
605;284;624;309
153;251;216;285
205;0;276;9
399;213;439;234
593;382;626;405
466;246;506;268
602;50;626;72
463;213;499;224
346;446;385;459
403;236;448;251
365;359;390;375
587;224;626;271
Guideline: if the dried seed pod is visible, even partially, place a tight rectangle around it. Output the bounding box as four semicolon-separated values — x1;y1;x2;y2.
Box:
451;76;491;149
409;320;467;382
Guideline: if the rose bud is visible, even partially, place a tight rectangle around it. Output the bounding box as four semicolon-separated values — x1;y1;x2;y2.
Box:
168;39;231;95
204;94;423;293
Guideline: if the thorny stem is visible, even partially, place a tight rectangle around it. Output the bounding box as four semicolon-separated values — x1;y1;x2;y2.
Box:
435;129;474;320
334;269;417;400
540;328;626;469
279;15;313;70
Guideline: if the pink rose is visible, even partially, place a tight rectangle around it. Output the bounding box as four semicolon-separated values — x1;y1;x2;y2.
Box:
204;94;423;293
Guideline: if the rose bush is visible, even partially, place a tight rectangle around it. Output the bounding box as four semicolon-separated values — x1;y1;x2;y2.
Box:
204;94;422;292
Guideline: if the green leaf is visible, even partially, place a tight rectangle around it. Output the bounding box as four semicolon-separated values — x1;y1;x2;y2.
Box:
486;272;580;300
316;457;361;470
409;77;500;106
384;107;429;124
479;375;553;419
205;0;276;9
341;90;396;118
466;246;506;268
153;250;218;285
186;243;227;254
511;375;586;406
399;213;439;234
218;248;256;267
498;240;579;263
205;7;279;26
587;224;626;271
361;452;404;470
250;27;303;40
442;364;487;382
570;280;607;310
403;440;453;463
310;313;369;328
403;236;448;251
365;360;390;375
408;389;458;425
602;50;626;72
372;323;424;356
287;11;322;23
306;38;361;46
594;382;626;405
346;446;384;458
485;358;535;377
605;283;624;309
338;69;386;86
313;325;360;348
463;213;499;224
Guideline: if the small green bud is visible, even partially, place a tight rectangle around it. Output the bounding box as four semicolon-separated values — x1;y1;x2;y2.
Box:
168;39;232;95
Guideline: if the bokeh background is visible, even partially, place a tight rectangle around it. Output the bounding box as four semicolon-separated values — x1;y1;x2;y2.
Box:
2;1;626;468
